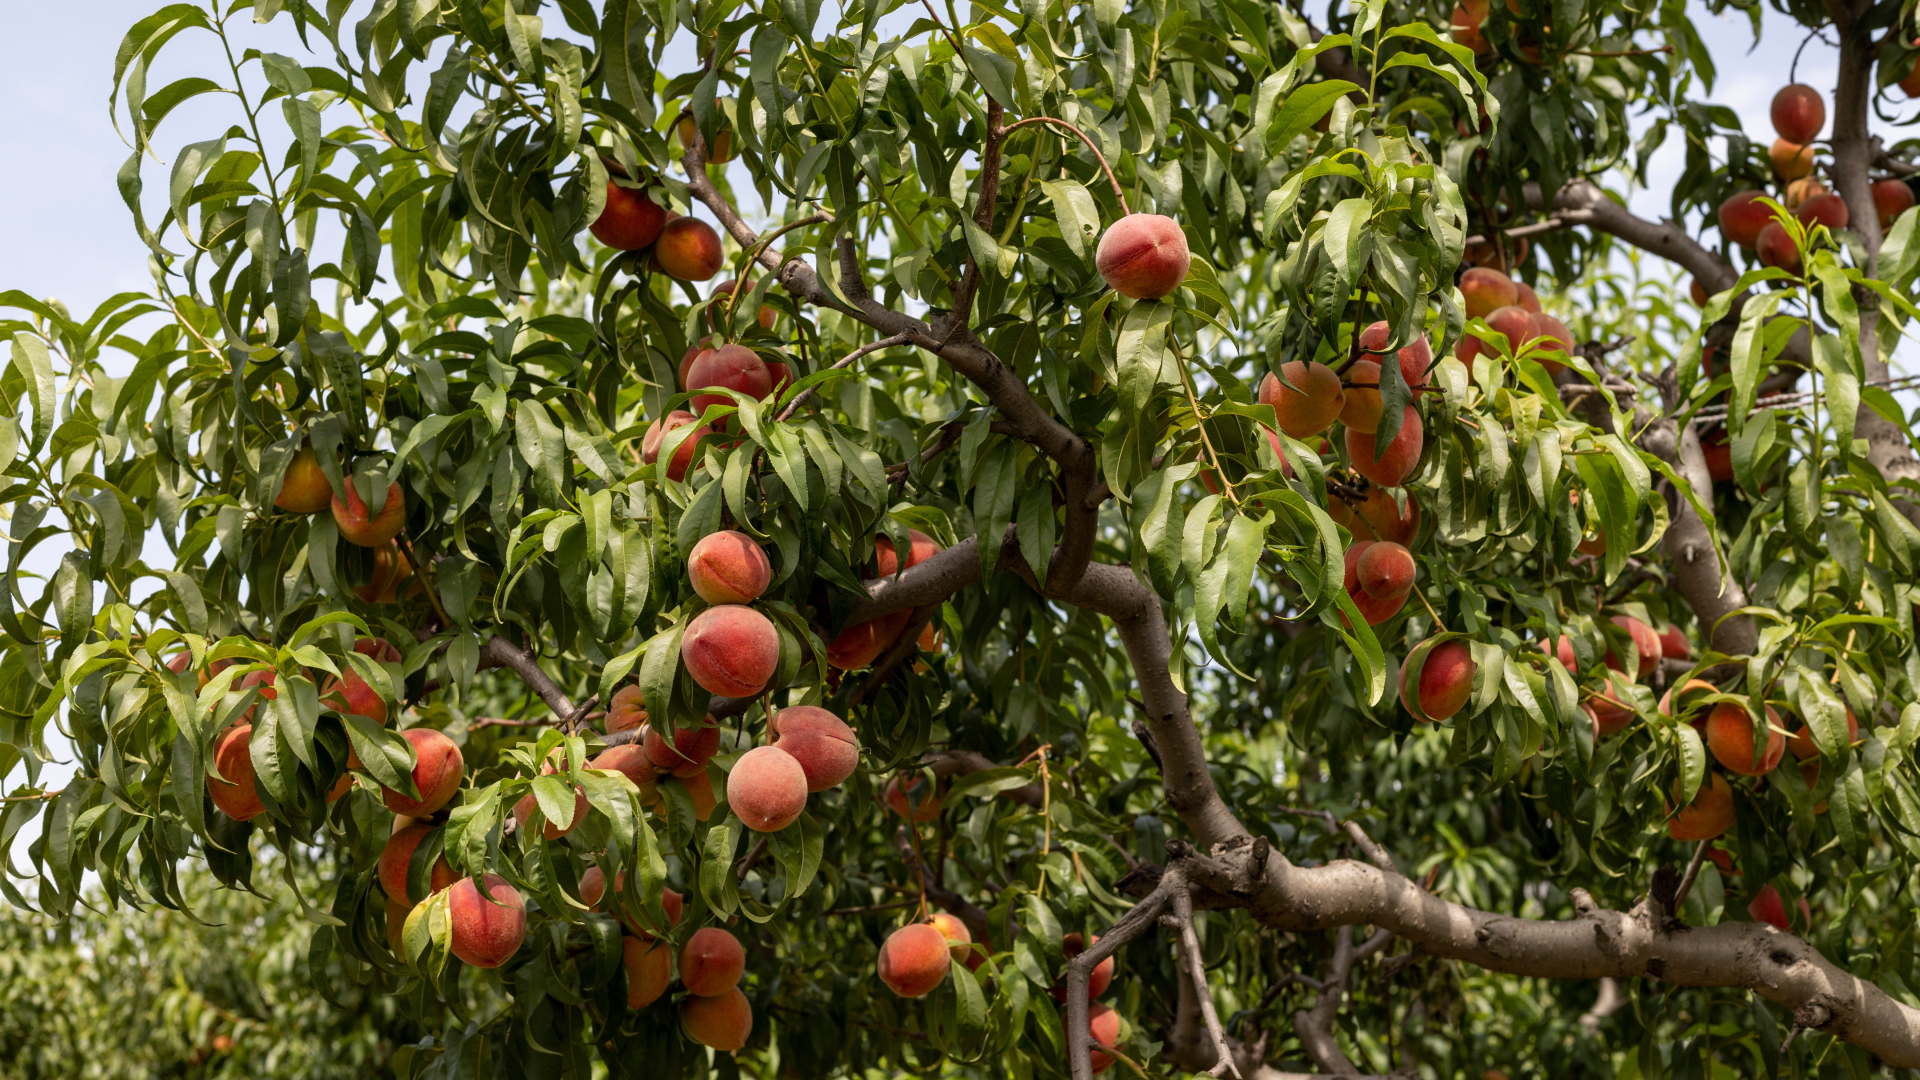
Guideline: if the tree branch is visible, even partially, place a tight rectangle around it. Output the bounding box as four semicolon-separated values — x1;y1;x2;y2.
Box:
479;635;576;720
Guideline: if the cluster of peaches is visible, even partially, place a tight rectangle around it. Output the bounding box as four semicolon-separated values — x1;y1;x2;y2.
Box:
267;443;420;602
1714;83;1914;274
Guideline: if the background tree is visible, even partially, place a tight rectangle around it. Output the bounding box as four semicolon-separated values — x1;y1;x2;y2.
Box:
1;0;1919;1077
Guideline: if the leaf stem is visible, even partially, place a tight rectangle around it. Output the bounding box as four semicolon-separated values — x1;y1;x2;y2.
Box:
998;118;1131;215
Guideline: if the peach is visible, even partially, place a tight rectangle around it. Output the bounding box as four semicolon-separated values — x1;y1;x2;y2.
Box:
590;181;668;250
686;343;772;415
1051;933;1114;1001
680;926;747;995
643;410;710;482
769;705;860;792
677;116;734;163
624;936;673;1009
826;610;912;670
681;604;780;697
1756;222;1800;273
1358;320;1434;387
321;637;401;726
1657;624;1690;661
382;728;464;817
884;774;942;822
1705;703;1786;776
512;773;589;840
875;529;943;577
926;912;974;965
352;542;414;604
1604;616;1660;680
1450;0;1491;55
1259;363;1344;439
1355;541;1415;600
1658;678;1718;729
1707;844;1738;875
1783;177;1827;211
332;480;406;547
680;986;752;1050
1332;487;1419;546
1874;179;1915;228
1337;359;1384;433
1689;278;1710;306
654;216;725;281
1095;213;1191;300
709;278;775;330
1585;685;1634;738
1345;406;1423;487
1550;634;1580;672
1401;639;1474;722
385;898;411;955
1770;84;1824;144
379;822;457;904
207;724;265;821
589;745;659;803
1529;313;1574;373
235;668;279;723
1668;773;1735;841
447;873;526;969
1513;281;1541;313
274;446;333;513
689;530;773;604
765;361;793;397
1463;236;1526;270
1794;193;1849;229
645;719;722;777
1088;1002;1123;1073
1786;709;1857;760
681;768;718;822
1718;191;1773;249
1904;55;1920;97
583;869;684;937
605;685;648;733
1482;304;1536;355
1701;428;1733;482
1342;542;1410;626
1459;266;1517;318
679;338;712;389
726;745;809;832
1748;883;1789;930
1798;758;1829;813
1769;139;1814;181
878;923;951;997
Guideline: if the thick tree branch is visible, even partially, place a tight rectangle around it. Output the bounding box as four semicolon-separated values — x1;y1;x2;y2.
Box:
479;635;577;720
1633;415;1759;657
1528;179;1735;292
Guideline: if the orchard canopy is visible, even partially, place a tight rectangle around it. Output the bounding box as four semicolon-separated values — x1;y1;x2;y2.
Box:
6;0;1920;1075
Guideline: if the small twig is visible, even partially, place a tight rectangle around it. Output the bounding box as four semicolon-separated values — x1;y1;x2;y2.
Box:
1168;888;1243;1078
825;899;923;916
0;790;61;803
736;836;769;882
775;332;911;421
1671;840;1712;912
469;716;553;730
998;116;1131;214
1571;45;1674;57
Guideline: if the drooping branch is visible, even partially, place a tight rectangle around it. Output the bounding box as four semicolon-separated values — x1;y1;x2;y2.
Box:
1527;179;1735;293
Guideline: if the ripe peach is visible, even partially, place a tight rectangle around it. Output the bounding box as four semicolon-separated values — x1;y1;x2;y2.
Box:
1668;773;1735;841
352;542;414;604
1657;624;1691;661
680;986;752;1050
1769;139;1814;181
1459;266;1517;318
1332;487;1420;546
1088;1002;1123;1073
1718;191;1774;249
826;611;912;670
447;873;526;969
1450;0;1491;56
875;529;942;577
1095;213;1191;299
1513;281;1542;313
1794;193;1849;230
645;720;721;777
1342;542;1410;626
1482;304;1536;355
590;181;668;250
1345;407;1424;487
1798;758;1829;813
1585;685;1634;738
332;480;406;547
382;727;464;817
686;343;772;415
1874;179;1915;228
726;745;809;832
680;926;747;996
1707;844;1738;876
1358;320;1434;387
1783;177;1827;211
765;361;793;397
321;637;401;726
1747;883;1789;930
582;869;685;937
379;822;457;905
1604;616;1660;680
274;446;333;513
654;217;725;281
1756;222;1800;272
1658;678;1719;730
884;774;941;822
589;745;659;804
1701;428;1734;482
1689;278;1710;306
1904;54;1920;97
605;685;648;733
679;338;712;389
512;774;588;840
709;278;775;330
235;668;279;723
1338;358;1384;433
681;767;718;822
926;913;974;965
1401;639;1474;722
1786;709;1857;760
624;936;673;1009
1356;541;1415;600
769;705;860;792
680;604;780;698
878;923;951;997
1705;703;1786;776
689;531;773;606
677;116;734;163
1550;634;1580;671
207;724;265;821
1770;84;1825;144
1051;933;1114;1001
385;898;410;955
1259;362;1345;440
642;410;710;483
1529;313;1574;373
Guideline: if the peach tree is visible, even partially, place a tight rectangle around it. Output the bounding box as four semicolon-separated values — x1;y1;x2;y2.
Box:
4;0;1920;1076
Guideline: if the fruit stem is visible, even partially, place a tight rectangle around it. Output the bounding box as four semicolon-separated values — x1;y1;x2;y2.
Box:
1413;584;1446;631
1170;338;1241;507
998;117;1131;215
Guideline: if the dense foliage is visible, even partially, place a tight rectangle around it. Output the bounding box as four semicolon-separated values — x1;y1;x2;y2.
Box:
3;0;1920;1076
